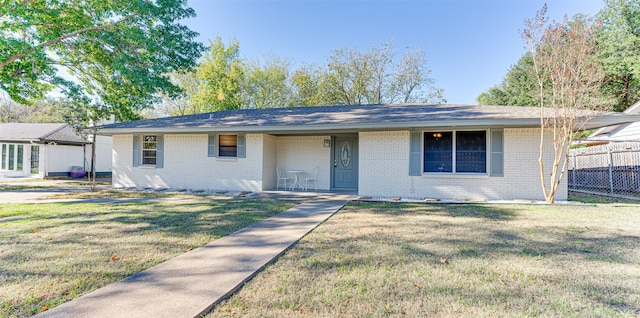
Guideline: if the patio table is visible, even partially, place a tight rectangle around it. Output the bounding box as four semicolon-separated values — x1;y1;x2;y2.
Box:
288;170;304;191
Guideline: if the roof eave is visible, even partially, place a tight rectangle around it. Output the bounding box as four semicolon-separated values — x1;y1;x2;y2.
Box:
98;118;544;135
97;114;640;136
580;114;640;130
40;139;91;145
0;138;40;143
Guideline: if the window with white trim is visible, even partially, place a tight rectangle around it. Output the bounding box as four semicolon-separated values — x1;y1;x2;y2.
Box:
30;145;39;174
142;135;157;165
1;143;24;171
16;145;23;170
424;130;487;174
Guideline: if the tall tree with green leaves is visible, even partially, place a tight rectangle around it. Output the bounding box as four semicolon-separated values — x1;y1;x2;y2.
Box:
598;0;640;112
290;64;338;106
155;38;444;113
1;0;205;119
192;37;244;111
477;54;537;106
480;1;640;112
0;97;71;123
1;0;204;188
242;57;291;109
153;70;204;117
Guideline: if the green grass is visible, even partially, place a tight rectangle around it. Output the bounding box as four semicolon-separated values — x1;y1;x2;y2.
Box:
569;192;640;204
209;202;640;317
0;199;294;317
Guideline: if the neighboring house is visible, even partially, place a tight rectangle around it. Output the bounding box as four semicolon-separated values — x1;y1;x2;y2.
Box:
578;100;640;147
0;123;112;178
568;101;640;197
99;104;639;201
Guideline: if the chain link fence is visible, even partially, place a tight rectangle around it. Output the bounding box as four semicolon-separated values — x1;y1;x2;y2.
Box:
568;142;640;199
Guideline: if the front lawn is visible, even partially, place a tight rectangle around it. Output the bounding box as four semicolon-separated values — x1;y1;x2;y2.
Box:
210;202;640;317
0;198;294;317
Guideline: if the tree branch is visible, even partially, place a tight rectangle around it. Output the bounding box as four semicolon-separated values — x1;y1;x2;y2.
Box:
0;13;138;70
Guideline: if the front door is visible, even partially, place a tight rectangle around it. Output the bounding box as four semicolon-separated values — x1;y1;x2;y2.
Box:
332;135;358;190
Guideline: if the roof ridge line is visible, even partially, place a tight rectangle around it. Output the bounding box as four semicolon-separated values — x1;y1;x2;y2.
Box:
39;123;70;140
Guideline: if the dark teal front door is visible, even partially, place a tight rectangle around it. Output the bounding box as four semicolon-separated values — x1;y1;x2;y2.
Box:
332;135;358;190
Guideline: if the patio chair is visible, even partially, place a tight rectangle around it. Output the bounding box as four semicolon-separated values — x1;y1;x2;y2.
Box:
276;167;290;190
303;167;318;191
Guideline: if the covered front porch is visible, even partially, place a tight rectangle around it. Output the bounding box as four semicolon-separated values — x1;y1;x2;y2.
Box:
261;134;358;192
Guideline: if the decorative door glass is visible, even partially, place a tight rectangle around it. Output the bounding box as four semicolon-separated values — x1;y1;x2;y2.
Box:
340;142;351;167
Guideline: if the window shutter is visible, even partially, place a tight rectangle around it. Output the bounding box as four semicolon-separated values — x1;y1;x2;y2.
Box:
132;135;140;167
237;134;246;158
156;135;164;168
207;134;217;157
409;131;422;176
490;129;504;176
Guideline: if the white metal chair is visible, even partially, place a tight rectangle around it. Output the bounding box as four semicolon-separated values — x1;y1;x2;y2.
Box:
276;167;290;190
303;167;318;191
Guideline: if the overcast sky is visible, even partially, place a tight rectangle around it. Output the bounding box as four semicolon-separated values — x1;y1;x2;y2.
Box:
183;0;603;104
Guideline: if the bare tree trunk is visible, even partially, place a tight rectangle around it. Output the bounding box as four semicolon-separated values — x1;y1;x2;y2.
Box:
90;130;97;192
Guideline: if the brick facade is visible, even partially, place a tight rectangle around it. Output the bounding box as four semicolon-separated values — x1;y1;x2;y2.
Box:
112;128;567;200
358;128;567;201
112;134;331;192
113;134;264;191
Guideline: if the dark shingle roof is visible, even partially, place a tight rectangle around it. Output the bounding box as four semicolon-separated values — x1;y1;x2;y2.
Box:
0;123;87;144
99;103;637;133
103;104;540;128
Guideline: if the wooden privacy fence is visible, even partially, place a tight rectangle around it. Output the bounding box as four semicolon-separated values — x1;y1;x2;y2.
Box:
568;143;640;199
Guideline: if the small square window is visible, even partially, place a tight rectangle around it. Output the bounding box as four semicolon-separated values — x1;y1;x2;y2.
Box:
218;135;238;157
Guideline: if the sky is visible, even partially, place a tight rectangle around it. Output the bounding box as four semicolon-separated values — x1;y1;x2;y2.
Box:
182;0;603;105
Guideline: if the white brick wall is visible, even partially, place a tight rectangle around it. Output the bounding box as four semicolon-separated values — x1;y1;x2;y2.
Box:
262;134;278;190
113;134;265;192
359;129;568;201
112;128;568;200
276;136;331;190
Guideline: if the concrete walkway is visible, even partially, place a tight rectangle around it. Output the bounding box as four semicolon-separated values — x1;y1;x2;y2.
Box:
36;199;349;318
